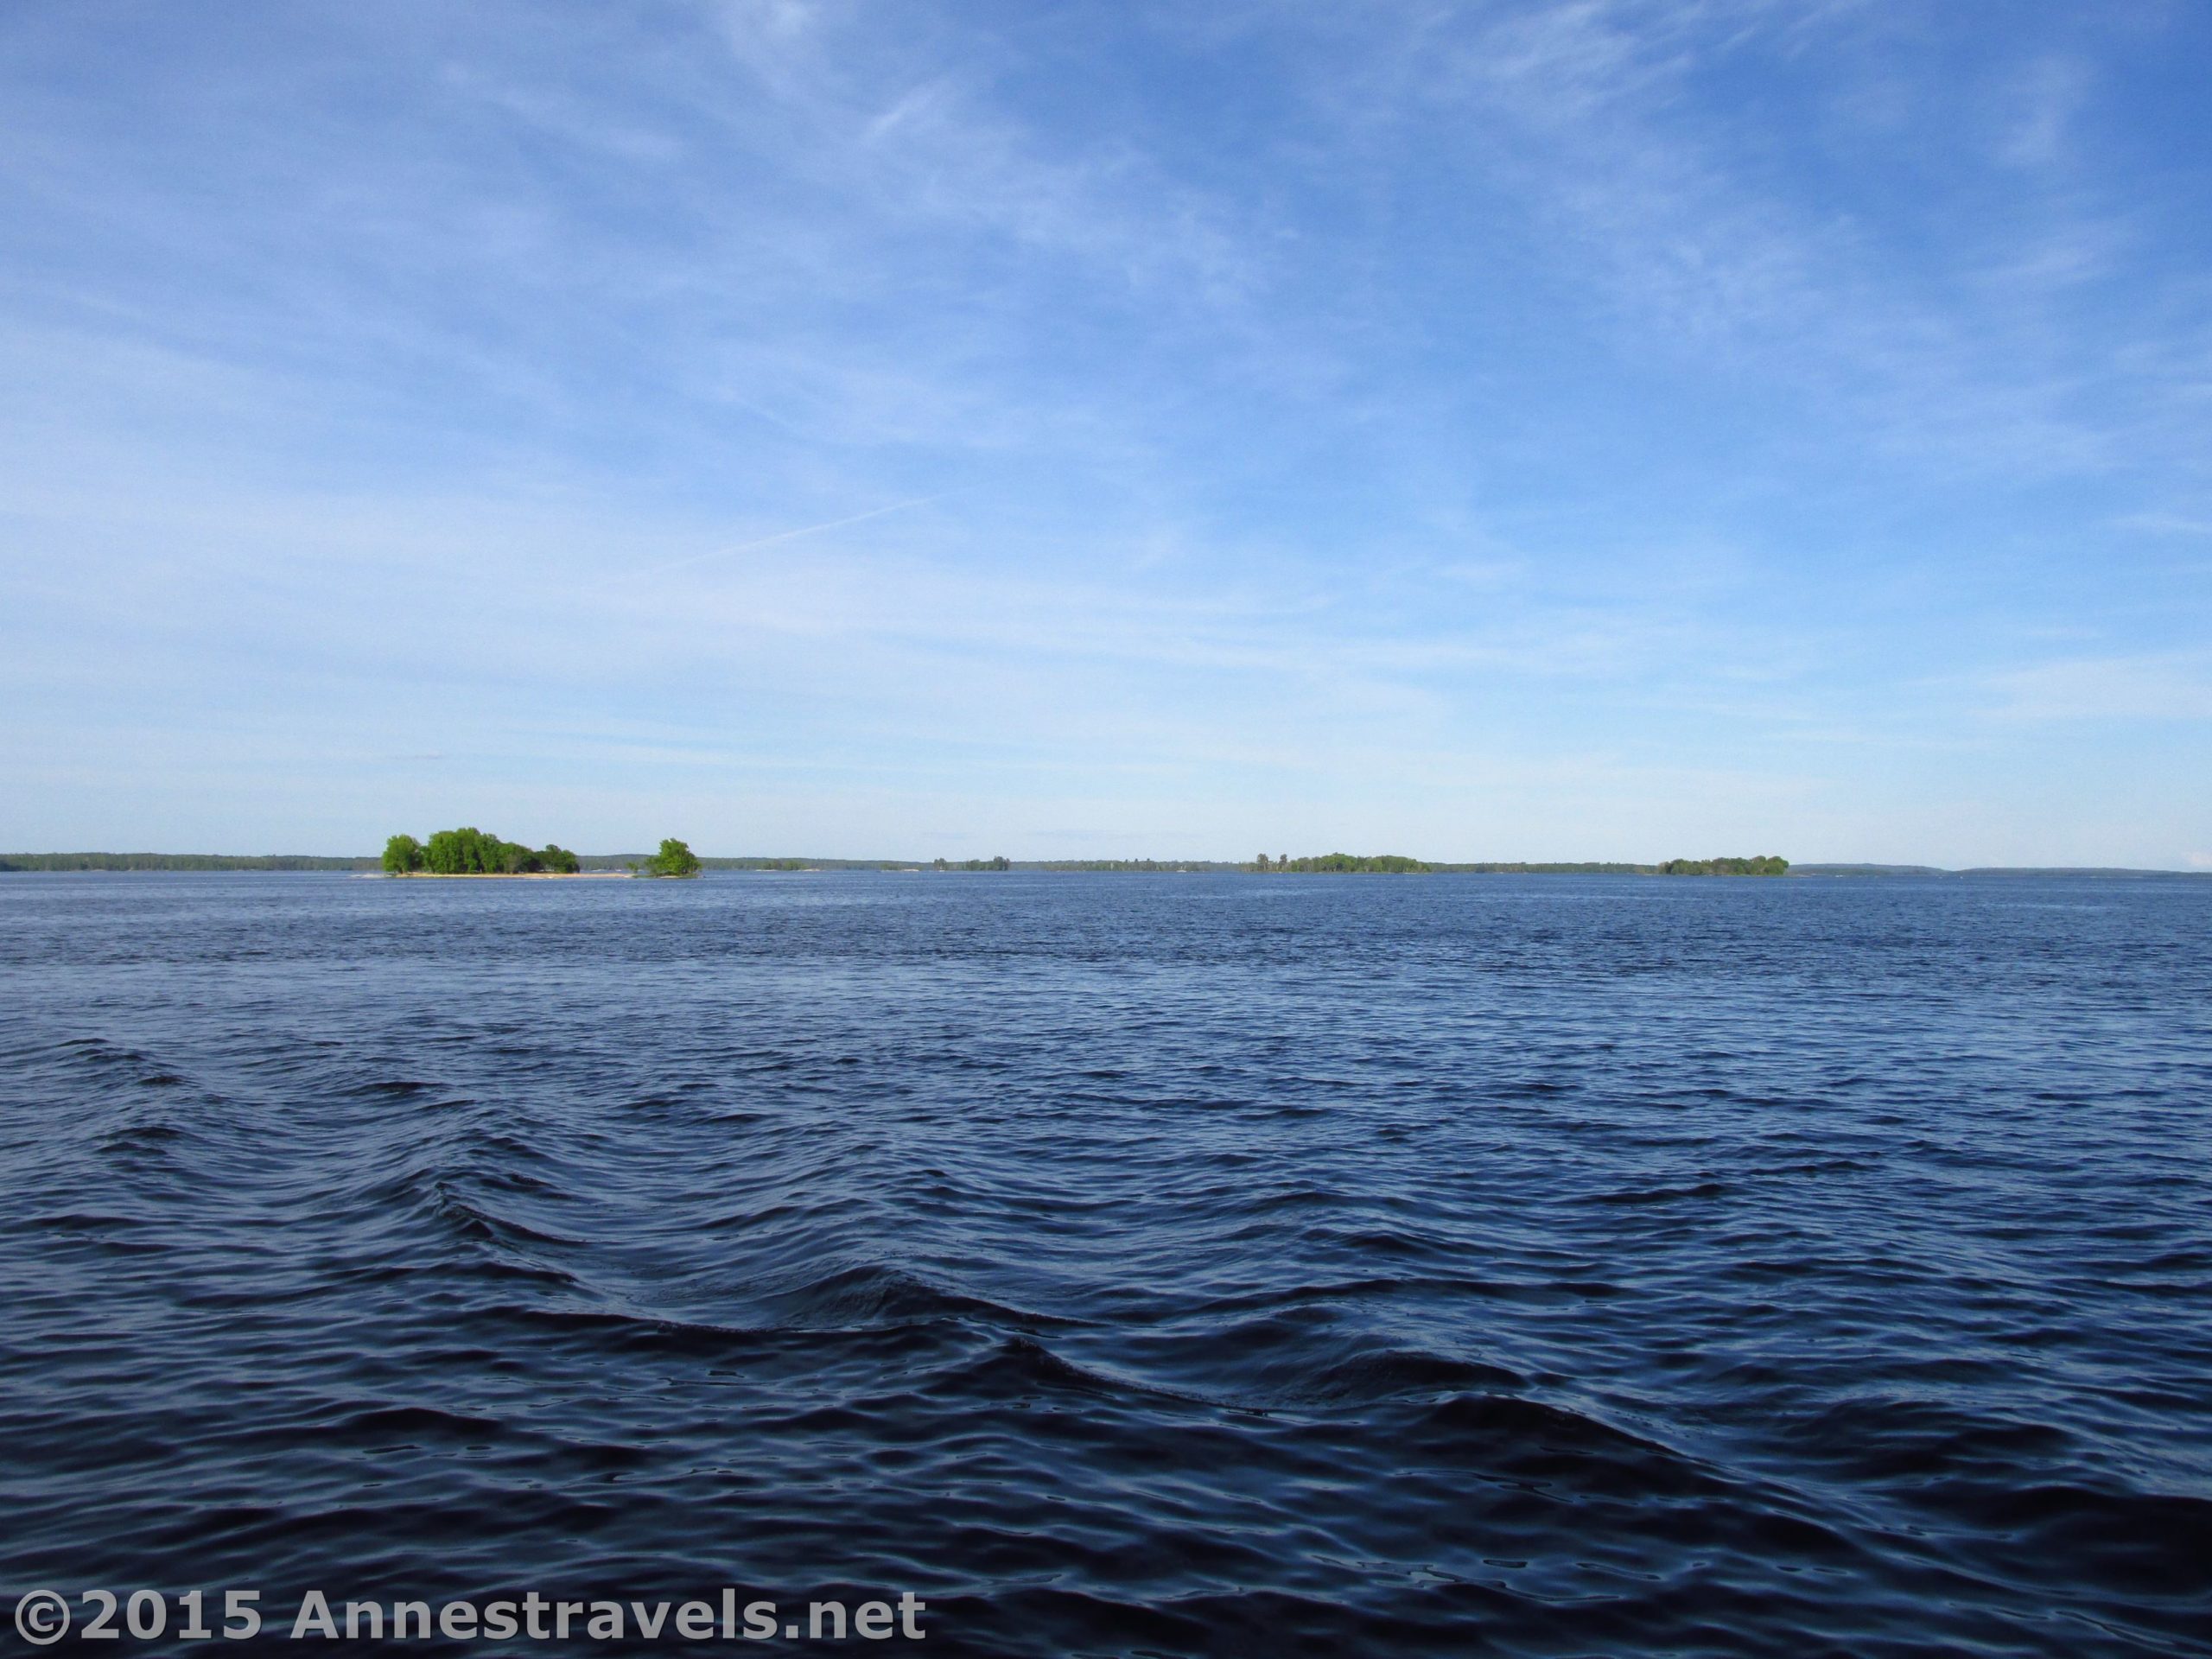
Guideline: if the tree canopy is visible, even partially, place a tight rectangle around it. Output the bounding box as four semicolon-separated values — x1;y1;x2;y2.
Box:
641;837;702;878
384;828;579;874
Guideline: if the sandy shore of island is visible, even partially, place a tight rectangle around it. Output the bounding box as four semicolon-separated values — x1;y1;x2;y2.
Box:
385;870;634;879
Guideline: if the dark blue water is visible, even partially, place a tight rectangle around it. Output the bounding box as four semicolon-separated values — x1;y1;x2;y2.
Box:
3;873;2209;1656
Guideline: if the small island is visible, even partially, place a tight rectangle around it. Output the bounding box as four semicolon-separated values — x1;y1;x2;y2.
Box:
384;827;582;875
379;830;705;878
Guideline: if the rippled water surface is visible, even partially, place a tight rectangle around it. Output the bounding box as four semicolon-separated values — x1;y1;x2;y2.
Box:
3;872;2209;1655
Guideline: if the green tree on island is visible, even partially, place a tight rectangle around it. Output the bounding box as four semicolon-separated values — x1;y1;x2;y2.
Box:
641;837;702;878
383;834;425;874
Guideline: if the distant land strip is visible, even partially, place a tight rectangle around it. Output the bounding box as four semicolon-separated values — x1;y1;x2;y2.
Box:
4;853;2206;877
0;853;376;872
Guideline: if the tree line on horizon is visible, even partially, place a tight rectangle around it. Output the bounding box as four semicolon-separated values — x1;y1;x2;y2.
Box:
1246;853;1790;875
0;852;372;872
1253;853;1430;873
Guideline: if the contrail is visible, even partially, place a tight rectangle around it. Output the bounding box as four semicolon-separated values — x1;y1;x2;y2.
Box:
632;495;943;582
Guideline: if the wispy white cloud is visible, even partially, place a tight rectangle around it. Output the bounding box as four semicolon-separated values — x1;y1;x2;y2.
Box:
1276;1;2205;482
1979;652;2212;723
1992;54;2092;171
2117;512;2212;538
624;495;948;583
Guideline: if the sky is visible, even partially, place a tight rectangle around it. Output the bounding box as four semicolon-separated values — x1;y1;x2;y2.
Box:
3;2;2209;866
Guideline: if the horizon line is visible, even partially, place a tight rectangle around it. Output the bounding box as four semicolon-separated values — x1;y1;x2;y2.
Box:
3;852;2209;877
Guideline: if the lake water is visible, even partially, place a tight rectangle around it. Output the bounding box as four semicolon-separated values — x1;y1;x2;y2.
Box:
3;872;2208;1655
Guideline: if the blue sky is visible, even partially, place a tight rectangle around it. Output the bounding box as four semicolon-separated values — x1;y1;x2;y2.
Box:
3;2;2209;865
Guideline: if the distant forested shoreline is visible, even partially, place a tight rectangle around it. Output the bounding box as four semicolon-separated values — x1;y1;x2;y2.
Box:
0;853;376;872
1239;854;1790;875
